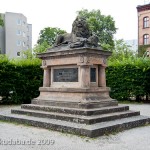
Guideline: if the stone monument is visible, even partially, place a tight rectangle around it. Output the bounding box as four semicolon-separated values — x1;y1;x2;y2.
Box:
31;16;117;109
1;17;149;137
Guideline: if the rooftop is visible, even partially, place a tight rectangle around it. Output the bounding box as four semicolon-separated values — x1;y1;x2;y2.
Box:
137;3;150;12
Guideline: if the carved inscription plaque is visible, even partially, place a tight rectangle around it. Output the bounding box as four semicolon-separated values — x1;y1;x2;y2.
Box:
54;68;78;82
90;68;96;82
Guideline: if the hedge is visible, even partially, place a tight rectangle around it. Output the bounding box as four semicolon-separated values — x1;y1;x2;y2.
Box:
0;57;43;104
0;56;150;104
106;58;150;101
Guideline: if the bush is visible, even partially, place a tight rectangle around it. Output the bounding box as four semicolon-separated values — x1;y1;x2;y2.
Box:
0;54;149;104
106;57;150;101
0;57;43;104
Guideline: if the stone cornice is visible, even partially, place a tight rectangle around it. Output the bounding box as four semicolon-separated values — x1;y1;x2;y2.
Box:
37;47;112;59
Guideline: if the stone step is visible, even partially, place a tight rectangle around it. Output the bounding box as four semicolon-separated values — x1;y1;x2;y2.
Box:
32;99;118;109
11;108;140;124
21;104;129;116
0;112;149;137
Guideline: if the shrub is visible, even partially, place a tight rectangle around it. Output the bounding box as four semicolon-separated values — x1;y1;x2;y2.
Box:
106;57;150;101
0;57;43;104
0;55;149;104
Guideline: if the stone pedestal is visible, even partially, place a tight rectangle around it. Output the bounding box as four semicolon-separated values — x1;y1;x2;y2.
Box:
32;47;117;108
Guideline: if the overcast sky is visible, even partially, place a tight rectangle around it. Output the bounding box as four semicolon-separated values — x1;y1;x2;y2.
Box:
0;0;148;47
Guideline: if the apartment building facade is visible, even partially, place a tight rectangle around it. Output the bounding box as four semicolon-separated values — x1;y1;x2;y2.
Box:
0;12;32;58
137;4;150;57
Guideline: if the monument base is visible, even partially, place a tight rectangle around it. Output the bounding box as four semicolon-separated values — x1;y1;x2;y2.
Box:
32;87;118;108
0;104;149;137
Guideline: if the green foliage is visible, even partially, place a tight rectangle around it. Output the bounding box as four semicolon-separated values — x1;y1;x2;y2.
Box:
77;9;117;50
37;27;66;46
0;54;9;61
106;57;150;101
21;49;34;59
108;39;136;62
0;58;43;104
0;14;4;26
0;51;149;104
20;42;50;59
138;45;150;57
33;41;50;55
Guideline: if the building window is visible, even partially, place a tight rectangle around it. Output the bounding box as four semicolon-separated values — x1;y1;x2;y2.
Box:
23;31;25;37
17;19;22;25
27;36;29;41
23;41;26;47
146;50;150;57
143;17;149;28
27;45;29;49
27;26;29;32
22;21;26;25
17;40;21;46
17;52;20;56
143;34;149;45
16;30;21;35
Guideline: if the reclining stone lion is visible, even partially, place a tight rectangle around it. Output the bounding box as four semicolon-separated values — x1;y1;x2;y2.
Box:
55;17;99;48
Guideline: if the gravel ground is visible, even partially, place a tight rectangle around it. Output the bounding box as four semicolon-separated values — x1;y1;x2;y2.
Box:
0;104;150;150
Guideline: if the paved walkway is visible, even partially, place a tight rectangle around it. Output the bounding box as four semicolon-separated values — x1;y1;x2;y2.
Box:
0;104;150;150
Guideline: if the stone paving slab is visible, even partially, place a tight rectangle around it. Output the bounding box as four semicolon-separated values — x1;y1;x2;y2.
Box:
0;104;150;150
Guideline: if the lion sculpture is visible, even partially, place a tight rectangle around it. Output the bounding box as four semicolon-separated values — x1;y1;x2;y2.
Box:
54;17;99;48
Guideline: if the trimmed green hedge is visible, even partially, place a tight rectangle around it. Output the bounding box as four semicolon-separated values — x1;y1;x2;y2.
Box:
0;57;43;104
106;58;150;101
0;56;149;104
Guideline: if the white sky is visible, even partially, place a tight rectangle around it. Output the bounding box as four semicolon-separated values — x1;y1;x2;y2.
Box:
0;0;147;47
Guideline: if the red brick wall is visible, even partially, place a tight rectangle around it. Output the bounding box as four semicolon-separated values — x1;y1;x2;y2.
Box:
138;9;150;45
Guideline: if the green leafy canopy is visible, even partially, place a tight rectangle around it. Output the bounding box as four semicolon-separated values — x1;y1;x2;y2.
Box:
37;27;66;46
77;9;117;50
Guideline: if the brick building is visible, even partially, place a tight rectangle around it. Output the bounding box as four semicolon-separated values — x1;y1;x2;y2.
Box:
137;4;150;57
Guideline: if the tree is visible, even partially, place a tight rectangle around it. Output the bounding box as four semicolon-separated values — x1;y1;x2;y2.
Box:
77;9;117;50
21;49;34;59
33;41;50;55
37;27;66;46
20;41;51;59
0;14;4;26
108;39;136;62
